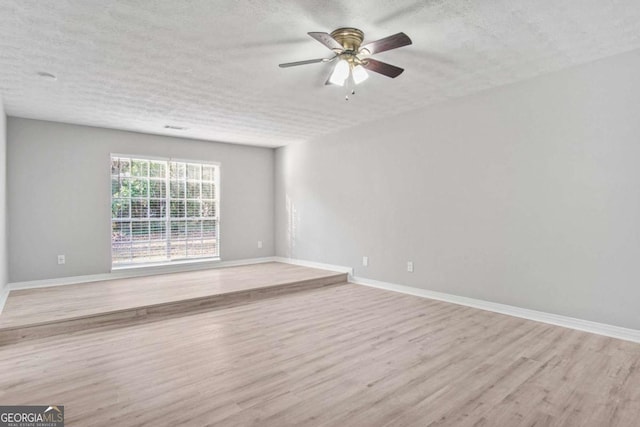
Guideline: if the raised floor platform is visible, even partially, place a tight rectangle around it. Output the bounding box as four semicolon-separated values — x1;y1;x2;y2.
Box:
0;262;347;345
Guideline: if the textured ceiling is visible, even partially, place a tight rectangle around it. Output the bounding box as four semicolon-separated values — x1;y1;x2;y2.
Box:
1;1;640;147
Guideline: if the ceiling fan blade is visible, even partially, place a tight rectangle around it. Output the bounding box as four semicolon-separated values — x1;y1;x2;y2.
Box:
308;32;344;51
279;58;328;68
360;32;412;55
362;58;404;78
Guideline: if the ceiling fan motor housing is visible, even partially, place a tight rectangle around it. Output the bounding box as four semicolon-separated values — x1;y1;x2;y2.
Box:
330;27;364;52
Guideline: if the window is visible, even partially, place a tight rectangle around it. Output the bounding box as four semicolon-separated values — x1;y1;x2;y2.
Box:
111;155;219;266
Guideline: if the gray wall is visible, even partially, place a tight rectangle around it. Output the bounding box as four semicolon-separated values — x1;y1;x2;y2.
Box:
0;96;7;293
275;49;640;330
8;118;274;282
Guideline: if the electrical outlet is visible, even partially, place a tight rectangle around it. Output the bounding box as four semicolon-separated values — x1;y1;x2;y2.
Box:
257;240;263;249
407;261;414;273
57;255;66;265
362;256;369;267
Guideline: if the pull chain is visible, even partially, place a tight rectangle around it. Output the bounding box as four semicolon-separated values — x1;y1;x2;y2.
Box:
345;76;356;101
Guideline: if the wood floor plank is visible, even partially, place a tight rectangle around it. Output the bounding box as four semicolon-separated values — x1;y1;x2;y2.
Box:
0;281;638;426
0;263;346;344
0;262;344;328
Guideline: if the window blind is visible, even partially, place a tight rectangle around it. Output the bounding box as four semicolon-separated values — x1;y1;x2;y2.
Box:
111;155;219;265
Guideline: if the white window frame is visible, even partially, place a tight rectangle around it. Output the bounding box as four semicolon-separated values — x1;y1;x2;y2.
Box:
110;154;221;268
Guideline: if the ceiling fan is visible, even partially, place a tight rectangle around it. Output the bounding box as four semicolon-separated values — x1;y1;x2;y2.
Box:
279;27;412;88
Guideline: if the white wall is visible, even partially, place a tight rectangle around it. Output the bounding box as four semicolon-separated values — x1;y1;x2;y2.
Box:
8;119;274;282
275;48;640;330
0;96;7;294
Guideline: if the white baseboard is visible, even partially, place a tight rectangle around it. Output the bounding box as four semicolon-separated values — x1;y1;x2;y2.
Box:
0;287;9;315
273;257;353;278
352;276;640;344
273;257;640;343
8;257;278;291
6;254;638;344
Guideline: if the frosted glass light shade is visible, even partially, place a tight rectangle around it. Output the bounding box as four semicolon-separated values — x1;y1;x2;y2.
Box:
329;59;350;86
352;65;369;84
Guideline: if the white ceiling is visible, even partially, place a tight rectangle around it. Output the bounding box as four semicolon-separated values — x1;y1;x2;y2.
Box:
1;1;640;147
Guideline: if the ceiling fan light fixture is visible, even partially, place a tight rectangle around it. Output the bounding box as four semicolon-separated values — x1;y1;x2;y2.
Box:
279;28;412;93
329;59;350;86
352;65;369;84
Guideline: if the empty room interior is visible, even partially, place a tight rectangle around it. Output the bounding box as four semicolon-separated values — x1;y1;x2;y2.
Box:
1;1;640;426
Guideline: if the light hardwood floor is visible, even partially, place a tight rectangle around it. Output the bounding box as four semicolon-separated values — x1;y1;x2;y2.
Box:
0;282;639;426
0;262;344;328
